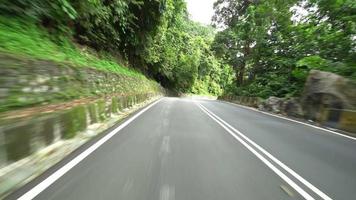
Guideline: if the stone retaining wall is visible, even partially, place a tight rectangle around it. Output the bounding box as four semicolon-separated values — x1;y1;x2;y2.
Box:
0;93;161;198
320;109;356;133
218;95;263;108
0;53;162;112
219;95;356;134
0;53;165;197
0;93;157;168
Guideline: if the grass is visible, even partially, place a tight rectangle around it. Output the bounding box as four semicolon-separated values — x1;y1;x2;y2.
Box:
0;16;144;78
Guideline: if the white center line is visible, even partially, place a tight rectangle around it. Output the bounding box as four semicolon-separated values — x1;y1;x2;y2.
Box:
17;98;163;200
197;102;333;200
160;184;175;200
198;103;333;200
160;136;171;155
222;100;356;141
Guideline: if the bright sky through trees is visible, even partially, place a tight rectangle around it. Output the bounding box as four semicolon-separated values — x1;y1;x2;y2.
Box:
186;0;215;25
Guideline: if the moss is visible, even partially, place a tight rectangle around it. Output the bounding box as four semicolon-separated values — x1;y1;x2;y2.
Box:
140;94;145;102
96;100;106;122
41;117;55;145
0;17;145;78
130;96;134;106
122;97;128;109
60;106;87;139
87;103;98;124
104;101;112;118
127;96;132;107
0;54;163;113
116;96;123;112
1;93;38;112
4;124;32;161
133;95;137;104
0;60;163;115
111;97;119;114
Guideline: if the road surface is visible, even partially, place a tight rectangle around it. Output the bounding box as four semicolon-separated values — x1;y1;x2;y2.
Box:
7;98;356;200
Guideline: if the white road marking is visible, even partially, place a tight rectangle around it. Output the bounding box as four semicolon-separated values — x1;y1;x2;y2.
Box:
221;100;356;141
17;98;163;200
160;136;171;155
160;184;175;200
163;118;170;126
122;178;134;194
198;103;333;200
197;103;310;200
280;184;295;197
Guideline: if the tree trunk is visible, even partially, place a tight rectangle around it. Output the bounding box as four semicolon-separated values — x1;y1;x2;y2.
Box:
236;41;251;86
236;64;245;86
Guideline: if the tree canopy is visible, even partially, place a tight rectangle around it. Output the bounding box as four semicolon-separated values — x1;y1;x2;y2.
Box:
0;0;233;95
212;0;355;98
1;0;354;98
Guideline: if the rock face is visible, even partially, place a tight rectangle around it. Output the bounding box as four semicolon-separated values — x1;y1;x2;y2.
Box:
259;96;284;113
220;70;356;132
260;70;356;121
301;70;356;120
259;97;304;118
283;98;304;118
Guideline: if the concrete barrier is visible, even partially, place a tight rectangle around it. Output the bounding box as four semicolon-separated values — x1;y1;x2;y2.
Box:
321;108;356;133
0;93;161;198
0;93;157;168
219;95;356;134
218;95;263;108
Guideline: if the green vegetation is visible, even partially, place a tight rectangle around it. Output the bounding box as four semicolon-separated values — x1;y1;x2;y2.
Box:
5;123;32;161
61;106;87;139
0;17;143;78
0;0;355;99
143;5;233;95
0;0;234;96
213;0;356;98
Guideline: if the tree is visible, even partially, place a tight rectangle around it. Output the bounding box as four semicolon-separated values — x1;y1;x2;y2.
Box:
212;0;257;86
213;0;356;98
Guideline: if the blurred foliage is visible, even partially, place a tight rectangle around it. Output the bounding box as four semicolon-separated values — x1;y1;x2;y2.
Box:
2;0;353;98
143;3;233;95
213;0;356;98
0;16;144;78
0;0;233;96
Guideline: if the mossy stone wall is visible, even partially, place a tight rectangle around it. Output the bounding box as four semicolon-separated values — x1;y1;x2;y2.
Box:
0;53;164;167
0;93;157;167
0;53;163;112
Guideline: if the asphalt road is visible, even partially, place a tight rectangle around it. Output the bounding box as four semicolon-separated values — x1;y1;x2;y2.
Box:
8;98;356;200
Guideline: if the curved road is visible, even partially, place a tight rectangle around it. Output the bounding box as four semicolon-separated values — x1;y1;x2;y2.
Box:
7;98;356;200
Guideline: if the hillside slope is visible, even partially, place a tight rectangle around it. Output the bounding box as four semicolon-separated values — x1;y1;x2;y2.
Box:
0;17;163;112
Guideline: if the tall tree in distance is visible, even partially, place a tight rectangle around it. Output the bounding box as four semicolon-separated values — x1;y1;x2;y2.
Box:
212;0;355;98
212;0;256;86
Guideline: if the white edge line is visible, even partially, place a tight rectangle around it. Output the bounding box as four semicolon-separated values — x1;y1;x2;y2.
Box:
196;103;315;200
199;103;332;200
220;100;356;141
17;98;163;200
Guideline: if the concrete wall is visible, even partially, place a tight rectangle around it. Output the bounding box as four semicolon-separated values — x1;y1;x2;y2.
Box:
220;95;356;134
0;53;164;197
0;52;165;167
218;95;263;108
320;109;356;133
0;93;157;168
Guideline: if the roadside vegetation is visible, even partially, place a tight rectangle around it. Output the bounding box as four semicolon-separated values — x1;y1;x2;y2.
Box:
212;0;356;98
0;0;354;98
0;0;233;96
0;16;143;78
